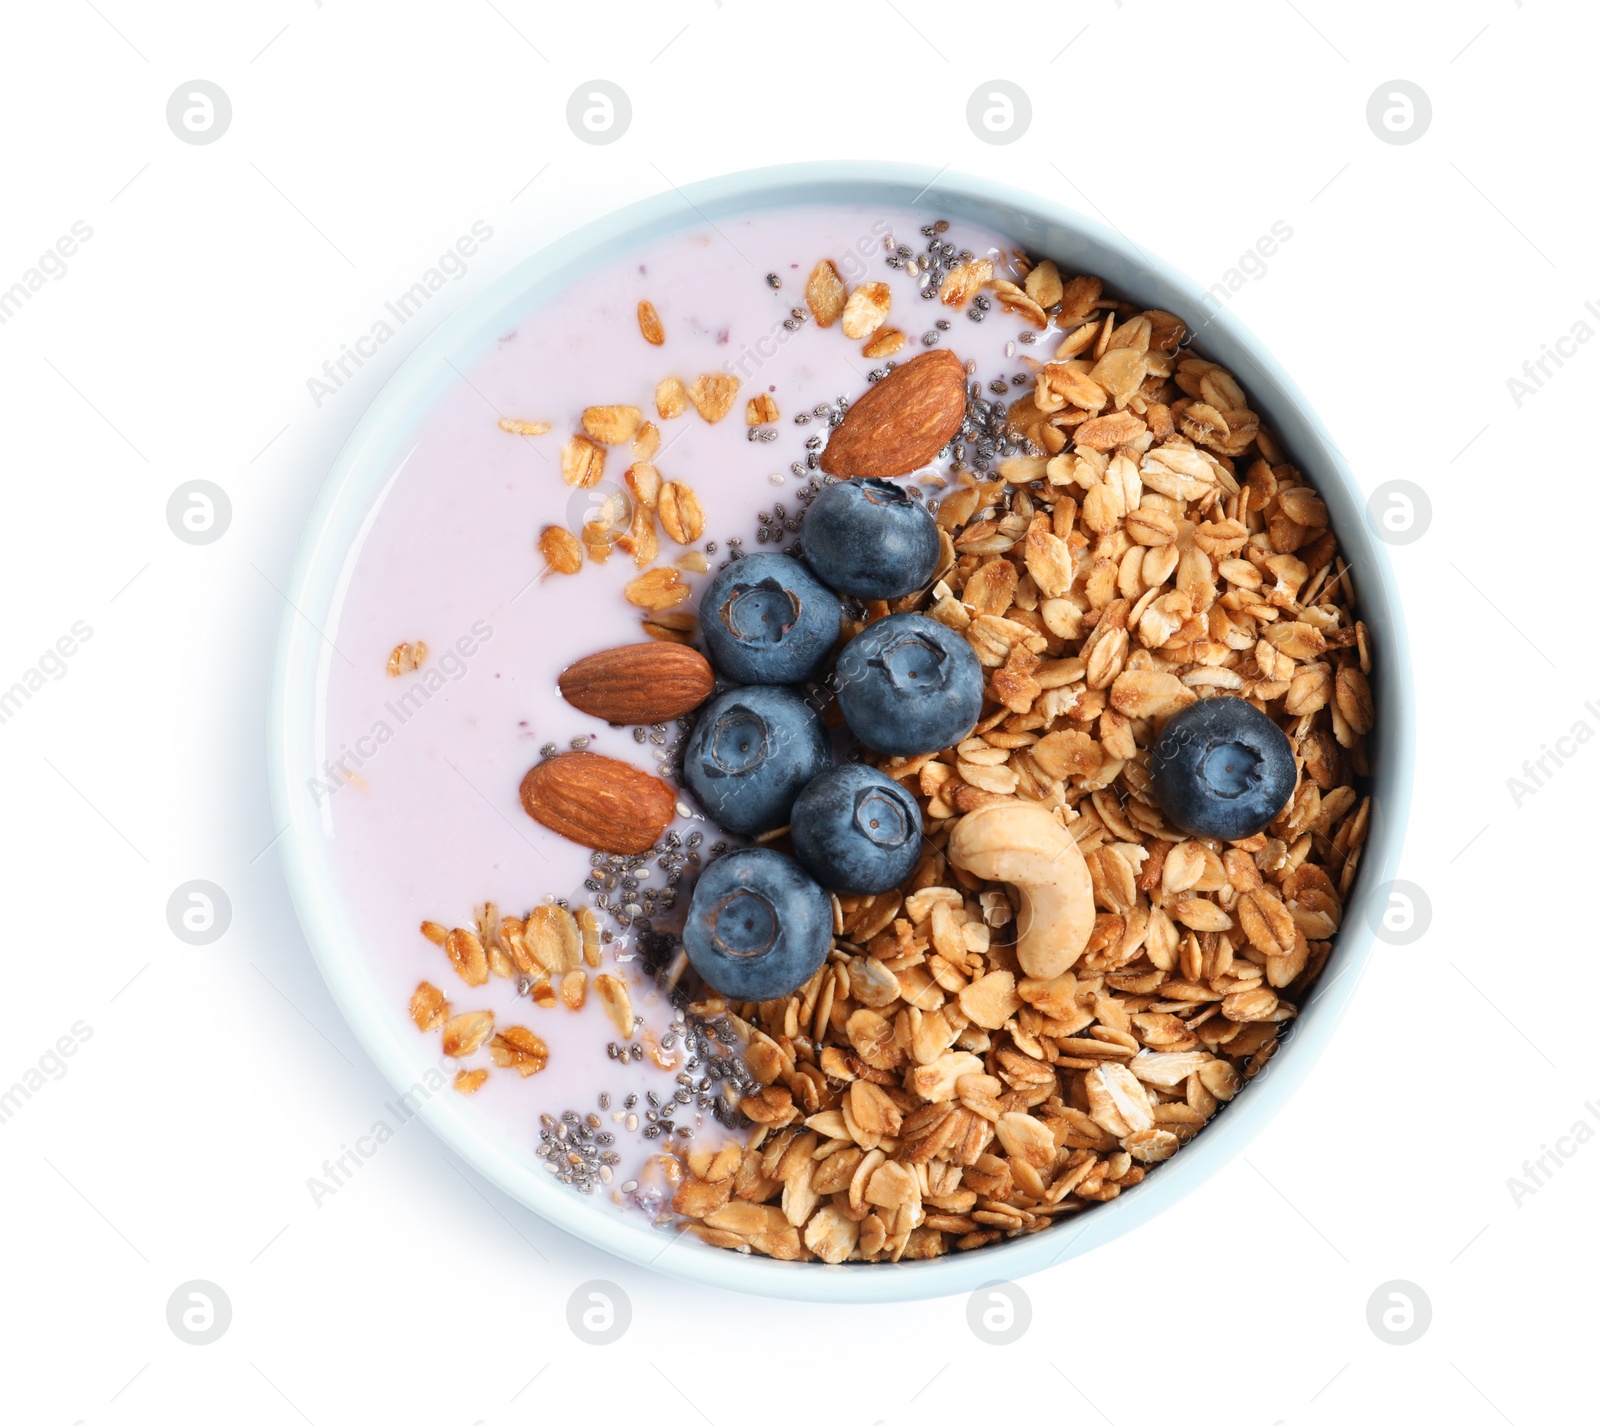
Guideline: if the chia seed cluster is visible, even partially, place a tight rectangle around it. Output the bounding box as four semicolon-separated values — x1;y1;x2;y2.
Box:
535;1109;618;1191
948;376;1038;475
539;991;761;1195
582;826;699;932
884;219;971;300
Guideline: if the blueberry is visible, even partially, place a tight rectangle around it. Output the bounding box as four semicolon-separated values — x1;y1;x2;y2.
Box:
790;763;924;894
682;847;833;1000
799;477;940;599
834;613;983;757
1149;696;1297;841
699;552;842;685
681;684;830;836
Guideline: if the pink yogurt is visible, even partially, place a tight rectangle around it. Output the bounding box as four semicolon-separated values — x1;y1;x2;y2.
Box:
317;203;1052;1204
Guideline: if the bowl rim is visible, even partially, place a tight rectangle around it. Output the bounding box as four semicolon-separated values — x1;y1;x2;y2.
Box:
269;159;1414;1303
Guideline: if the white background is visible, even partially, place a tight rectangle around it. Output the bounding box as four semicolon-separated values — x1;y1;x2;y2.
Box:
2;1;1591;1421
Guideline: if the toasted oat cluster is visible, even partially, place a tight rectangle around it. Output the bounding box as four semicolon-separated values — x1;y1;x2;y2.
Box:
408;904;603;1093
664;255;1374;1264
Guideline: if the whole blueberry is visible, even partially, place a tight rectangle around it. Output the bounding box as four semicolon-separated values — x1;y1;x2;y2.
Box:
790;763;924;894
799;477;941;599
699;552;842;685
681;684;830;836
682;848;833;1001
1150;696;1297;841
834;613;984;757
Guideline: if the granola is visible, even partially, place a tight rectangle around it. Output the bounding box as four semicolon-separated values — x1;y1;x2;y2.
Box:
656;234;1371;1263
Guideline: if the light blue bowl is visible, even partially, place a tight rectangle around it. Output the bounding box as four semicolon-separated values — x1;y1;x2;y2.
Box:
269;161;1413;1302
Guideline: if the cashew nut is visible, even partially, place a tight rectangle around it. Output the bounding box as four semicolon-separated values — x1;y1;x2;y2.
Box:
946;802;1094;978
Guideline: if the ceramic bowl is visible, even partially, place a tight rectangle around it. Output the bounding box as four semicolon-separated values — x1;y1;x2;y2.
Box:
270;161;1413;1302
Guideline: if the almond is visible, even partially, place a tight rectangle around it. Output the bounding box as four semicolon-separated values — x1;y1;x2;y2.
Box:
558;642;714;725
519;751;676;854
818;350;967;479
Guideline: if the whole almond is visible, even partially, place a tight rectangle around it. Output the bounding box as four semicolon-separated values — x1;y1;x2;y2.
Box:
819;350;967;479
519;752;676;854
558;643;714;725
